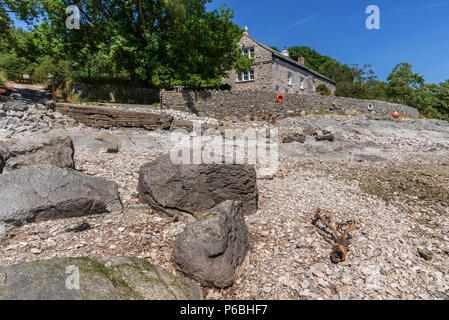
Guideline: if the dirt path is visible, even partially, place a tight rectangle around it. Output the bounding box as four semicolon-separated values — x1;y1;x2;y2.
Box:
5;82;53;105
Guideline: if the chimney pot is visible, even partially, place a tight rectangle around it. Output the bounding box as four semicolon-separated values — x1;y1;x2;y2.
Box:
281;47;289;57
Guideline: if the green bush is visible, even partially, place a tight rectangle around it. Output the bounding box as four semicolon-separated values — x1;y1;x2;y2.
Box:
34;56;71;87
316;83;331;96
0;70;6;85
0;54;33;80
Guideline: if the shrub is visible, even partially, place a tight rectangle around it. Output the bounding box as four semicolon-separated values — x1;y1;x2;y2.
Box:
0;54;33;80
0;70;6;85
316;83;331;96
34;56;71;88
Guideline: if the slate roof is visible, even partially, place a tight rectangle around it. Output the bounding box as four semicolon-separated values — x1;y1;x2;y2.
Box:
244;34;336;85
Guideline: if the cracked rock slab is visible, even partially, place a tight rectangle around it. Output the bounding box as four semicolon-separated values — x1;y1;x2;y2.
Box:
0;256;202;300
0;165;122;224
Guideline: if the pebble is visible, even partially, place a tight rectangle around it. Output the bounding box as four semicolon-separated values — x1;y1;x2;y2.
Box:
263;286;272;293
30;248;41;254
0;223;6;236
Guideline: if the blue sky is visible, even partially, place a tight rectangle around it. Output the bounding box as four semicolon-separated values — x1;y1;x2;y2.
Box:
8;0;449;84
207;0;449;84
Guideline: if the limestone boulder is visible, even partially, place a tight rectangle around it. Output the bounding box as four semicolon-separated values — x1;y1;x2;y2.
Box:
0;165;122;224
0;132;75;173
0;257;202;300
173;201;251;288
138;154;258;217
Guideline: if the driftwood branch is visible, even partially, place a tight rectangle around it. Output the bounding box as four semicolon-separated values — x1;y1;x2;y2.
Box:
312;208;356;264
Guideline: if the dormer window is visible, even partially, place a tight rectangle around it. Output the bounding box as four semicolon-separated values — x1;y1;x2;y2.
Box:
242;47;255;58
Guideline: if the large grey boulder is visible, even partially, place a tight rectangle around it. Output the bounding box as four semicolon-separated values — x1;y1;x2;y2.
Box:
173;200;251;288
0;132;75;173
0;256;202;300
0;165;123;224
138;154;258;217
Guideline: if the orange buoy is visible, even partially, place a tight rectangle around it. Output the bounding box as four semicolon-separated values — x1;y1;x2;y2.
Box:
277;94;285;104
392;111;399;119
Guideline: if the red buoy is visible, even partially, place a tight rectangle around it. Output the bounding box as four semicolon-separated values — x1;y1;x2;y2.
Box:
277;94;285;104
392;111;399;119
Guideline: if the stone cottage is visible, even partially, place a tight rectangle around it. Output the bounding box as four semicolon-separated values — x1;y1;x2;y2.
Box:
222;27;336;95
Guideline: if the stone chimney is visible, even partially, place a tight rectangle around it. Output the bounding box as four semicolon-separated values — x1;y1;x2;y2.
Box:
298;56;305;65
281;47;289;57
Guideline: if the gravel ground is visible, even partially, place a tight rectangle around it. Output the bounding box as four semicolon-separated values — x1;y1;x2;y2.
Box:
1;109;448;300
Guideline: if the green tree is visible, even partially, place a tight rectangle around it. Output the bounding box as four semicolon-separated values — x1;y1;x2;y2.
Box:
386;62;424;105
2;0;243;86
0;4;13;53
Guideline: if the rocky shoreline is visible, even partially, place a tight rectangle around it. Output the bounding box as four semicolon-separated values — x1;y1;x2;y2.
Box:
1;93;448;300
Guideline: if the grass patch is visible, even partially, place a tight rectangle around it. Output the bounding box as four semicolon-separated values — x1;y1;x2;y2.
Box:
203;213;218;220
314;107;333;116
337;161;449;210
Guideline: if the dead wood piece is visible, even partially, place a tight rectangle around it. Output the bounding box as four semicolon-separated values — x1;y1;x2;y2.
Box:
313;208;356;264
331;243;348;264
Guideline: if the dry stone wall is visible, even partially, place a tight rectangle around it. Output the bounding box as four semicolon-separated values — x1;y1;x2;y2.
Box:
162;90;419;120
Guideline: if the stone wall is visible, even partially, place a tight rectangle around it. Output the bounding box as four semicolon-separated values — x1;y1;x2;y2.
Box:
162;90;420;120
70;82;159;104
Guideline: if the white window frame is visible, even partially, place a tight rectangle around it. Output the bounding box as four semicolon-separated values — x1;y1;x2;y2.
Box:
237;69;255;82
288;72;292;86
300;76;305;89
242;47;255;58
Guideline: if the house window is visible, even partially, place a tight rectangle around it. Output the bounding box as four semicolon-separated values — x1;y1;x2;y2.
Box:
237;69;255;82
300;76;304;89
288;72;292;86
242;47;255;58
